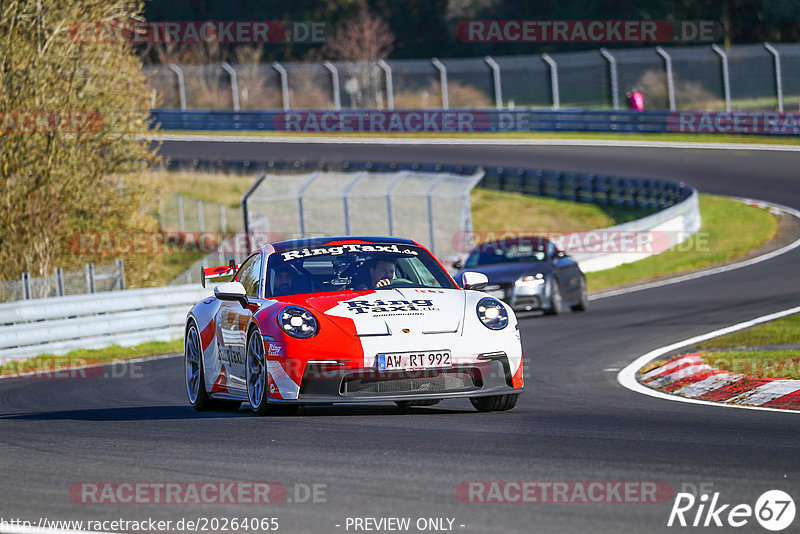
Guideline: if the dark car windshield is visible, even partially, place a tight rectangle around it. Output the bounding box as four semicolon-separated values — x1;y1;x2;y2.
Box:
265;243;458;297
465;241;547;267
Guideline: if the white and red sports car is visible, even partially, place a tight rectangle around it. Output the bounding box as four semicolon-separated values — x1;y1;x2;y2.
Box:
184;237;523;415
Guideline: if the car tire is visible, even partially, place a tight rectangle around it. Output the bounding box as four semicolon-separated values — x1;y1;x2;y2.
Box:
544;279;565;315
571;277;589;312
395;399;441;408
246;328;299;416
470;393;519;412
186;322;214;411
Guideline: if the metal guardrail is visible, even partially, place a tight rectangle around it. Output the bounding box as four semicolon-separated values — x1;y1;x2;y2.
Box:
152;108;674;134
164;158;692;211
0;285;211;360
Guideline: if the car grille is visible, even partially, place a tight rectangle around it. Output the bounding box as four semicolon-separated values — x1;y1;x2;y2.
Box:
340;369;480;397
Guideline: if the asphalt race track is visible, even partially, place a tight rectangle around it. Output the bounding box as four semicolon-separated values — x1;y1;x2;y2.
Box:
1;140;799;533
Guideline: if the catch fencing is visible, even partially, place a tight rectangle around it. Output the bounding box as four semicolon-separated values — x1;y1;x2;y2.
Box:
145;43;800;113
241;168;484;262
0;261;125;303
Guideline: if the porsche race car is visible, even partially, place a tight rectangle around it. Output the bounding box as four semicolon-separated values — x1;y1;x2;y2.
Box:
184;237;523;415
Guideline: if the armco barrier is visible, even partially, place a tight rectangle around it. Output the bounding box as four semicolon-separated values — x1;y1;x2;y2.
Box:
151;108;672;133
0;285;211;361
149;108;800;135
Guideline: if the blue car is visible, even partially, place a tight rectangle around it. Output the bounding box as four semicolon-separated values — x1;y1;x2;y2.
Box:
454;237;588;315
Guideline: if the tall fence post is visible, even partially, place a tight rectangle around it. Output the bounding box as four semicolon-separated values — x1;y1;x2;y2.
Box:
431;58;449;109
272;61;291;111
21;272;30;300
711;44;732;112
297;173;320;237
86;263;96;294
484;56;503;110
377;59;394;110
323;61;342;110
600;48;619;110
217;204;227;265
169;64;187;111
764;43;784;112
177;194;185;232
386;172;407;237
426;174;447;254
55;267;64;297
221;62;240;111
541;54;560;110
655;46;676;111
116;259;126;290
343;171;365;235
197;199;205;232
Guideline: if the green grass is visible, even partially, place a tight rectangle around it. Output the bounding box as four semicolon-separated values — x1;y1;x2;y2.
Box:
0;340;184;377
156;129;800;145
697;312;800;349
150;169;255;208
470;189;650;237
699;350;800;380
587;194;777;291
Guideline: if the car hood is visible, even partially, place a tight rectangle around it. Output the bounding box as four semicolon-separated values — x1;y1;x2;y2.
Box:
299;288;466;337
456;262;551;284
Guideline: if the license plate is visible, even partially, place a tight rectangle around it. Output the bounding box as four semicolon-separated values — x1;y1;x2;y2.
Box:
377;350;452;371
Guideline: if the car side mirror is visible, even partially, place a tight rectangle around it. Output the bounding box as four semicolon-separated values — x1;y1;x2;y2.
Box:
214;281;249;308
461;271;488;291
452;259;463;269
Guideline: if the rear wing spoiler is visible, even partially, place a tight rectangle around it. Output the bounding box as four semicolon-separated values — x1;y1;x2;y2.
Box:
201;260;239;288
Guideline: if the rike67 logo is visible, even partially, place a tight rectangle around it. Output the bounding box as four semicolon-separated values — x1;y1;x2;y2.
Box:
668;489;795;531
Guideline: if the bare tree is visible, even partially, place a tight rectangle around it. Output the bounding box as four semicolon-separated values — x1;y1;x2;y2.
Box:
323;10;394;62
323;11;395;108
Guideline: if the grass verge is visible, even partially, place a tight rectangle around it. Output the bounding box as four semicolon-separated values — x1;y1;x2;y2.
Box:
587;195;777;291
0;340;183;378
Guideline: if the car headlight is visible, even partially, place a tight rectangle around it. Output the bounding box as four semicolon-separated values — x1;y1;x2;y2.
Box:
278;306;318;338
476;297;508;330
515;273;545;286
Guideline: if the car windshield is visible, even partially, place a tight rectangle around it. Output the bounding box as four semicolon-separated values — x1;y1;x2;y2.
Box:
265;243;458;297
465;241;547;267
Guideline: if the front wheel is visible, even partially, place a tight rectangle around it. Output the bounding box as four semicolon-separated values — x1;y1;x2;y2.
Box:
186;322;213;411
544;279;565;315
246;329;299;416
571;277;589;312
470;394;520;412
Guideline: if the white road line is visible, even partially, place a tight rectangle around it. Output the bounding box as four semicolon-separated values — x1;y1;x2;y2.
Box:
144;133;800;152
591;198;800;300
617;305;800;414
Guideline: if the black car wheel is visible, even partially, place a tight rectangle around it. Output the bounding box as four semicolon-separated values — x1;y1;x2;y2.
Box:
470;393;520;412
571;277;589;312
544;279;565;315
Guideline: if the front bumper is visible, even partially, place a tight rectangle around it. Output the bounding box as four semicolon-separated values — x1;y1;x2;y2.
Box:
273;358;519;404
